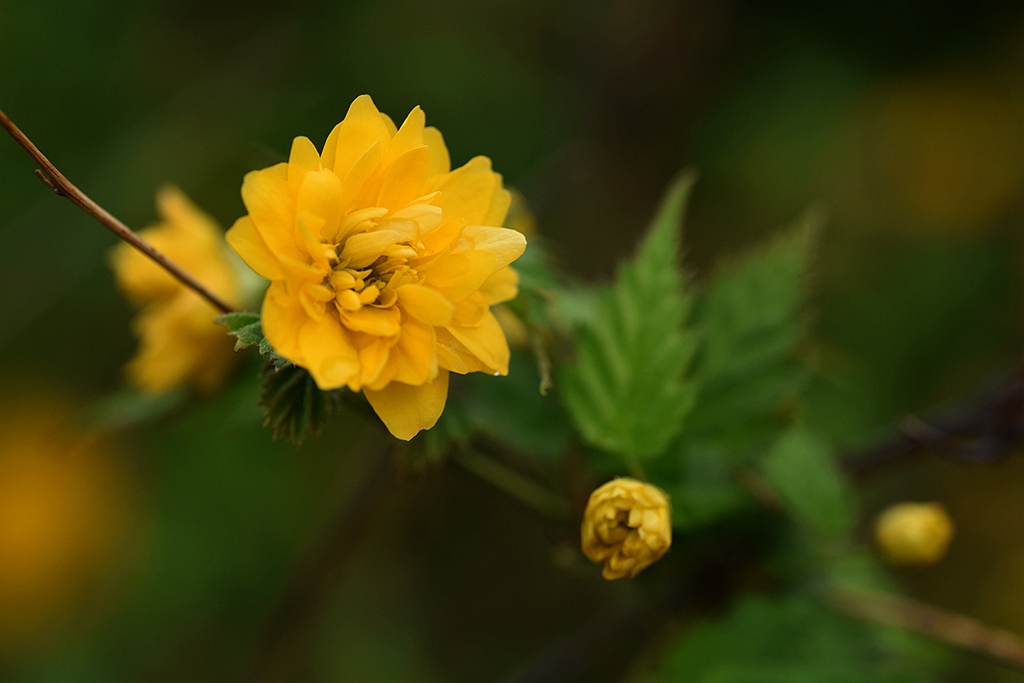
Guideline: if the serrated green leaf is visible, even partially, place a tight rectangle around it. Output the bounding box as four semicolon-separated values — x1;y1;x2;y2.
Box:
685;208;822;449
761;427;855;539
214;311;260;333
652;594;938;683
257;362;343;444
560;173;700;460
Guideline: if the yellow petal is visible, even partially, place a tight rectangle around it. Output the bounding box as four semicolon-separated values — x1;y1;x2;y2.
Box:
396;284;454;326
423;126;451;177
432;156;504;225
451;292;488;327
479;266;520;305
339;305;402;336
340;229;402;268
390;318;437;386
323;95;392;180
288;136;322;185
241;166;303;262
462;226;527;269
298;314;360;389
296;169;344;241
338;141;383;210
483;187;512;227
447;310;510;375
435;328;490;374
377;145;430;210
384;106;425;167
422;250;498;301
260;283;307;364
364;372;449;440
226;216;283;280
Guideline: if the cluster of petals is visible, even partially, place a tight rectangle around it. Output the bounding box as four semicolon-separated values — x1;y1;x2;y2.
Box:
874;501;954;566
110;187;240;393
226;95;526;439
581;477;672;580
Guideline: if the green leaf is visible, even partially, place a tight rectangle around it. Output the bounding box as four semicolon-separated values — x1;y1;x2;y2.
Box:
215;312;263;351
652;594;937;683
257;362;343;444
685;208;822;451
560;172;699;460
761;427;855;539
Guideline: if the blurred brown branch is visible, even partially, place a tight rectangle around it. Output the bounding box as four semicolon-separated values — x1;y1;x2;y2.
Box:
843;367;1024;479
0;108;236;314
830;586;1024;671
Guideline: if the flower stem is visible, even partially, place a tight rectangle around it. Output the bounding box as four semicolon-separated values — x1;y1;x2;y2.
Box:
0;108;236;314
453;448;572;522
625;453;648;481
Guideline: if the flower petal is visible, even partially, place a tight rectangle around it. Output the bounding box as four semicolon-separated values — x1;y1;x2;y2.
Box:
377;145;430;210
423;126;450;177
298;314;360;389
432;156;508;226
364;371;449;440
384;106;425;167
422;250;498;301
323;95;392;180
226;216;283;280
396;284;454;326
447;310;510;375
462;226;527;270
339;305;402;336
479;266;519;305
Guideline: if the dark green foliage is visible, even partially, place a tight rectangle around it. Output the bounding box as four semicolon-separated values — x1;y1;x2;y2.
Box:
257;362;344;444
685;210;821;454
654;595;937;683
560;173;700;460
761;427;855;539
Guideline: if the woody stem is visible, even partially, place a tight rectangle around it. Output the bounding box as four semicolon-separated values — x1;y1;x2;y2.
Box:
0;108;236;314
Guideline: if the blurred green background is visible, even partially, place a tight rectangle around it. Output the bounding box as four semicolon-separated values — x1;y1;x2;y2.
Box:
0;1;1022;681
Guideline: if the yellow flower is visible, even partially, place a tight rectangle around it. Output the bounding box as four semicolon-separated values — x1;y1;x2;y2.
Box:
111;187;241;393
581;477;672;580
226;95;527;440
874;501;954;566
0;395;134;653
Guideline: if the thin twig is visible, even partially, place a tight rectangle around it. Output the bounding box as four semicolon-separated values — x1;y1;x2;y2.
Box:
843;368;1024;479
0;108;236;314
830;586;1024;671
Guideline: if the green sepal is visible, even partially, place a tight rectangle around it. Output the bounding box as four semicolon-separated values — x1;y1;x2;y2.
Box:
215;312;290;367
257;362;343;444
560;172;699;461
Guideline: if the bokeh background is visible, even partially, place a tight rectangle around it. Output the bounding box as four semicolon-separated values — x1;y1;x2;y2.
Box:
1;1;1022;681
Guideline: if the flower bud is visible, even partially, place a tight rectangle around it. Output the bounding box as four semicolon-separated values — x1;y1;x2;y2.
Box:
581;477;672;580
874;502;954;566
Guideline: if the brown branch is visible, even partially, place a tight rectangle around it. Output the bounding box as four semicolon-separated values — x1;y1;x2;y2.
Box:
830;586;1024;671
0;108;236;314
843;367;1024;480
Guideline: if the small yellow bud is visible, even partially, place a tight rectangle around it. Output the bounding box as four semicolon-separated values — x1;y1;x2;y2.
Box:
874;502;954;566
581;478;672;580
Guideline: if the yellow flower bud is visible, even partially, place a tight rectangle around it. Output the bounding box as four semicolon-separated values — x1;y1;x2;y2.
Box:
874;502;954;566
581;478;672;580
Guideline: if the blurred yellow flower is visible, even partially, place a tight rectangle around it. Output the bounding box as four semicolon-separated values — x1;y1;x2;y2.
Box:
581;477;672;580
111;187;241;393
226;95;527;440
874;501;954;566
0;397;134;653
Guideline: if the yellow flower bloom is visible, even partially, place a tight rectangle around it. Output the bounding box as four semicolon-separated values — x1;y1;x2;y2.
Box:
111;187;241;393
581;477;672;580
874;501;954;566
0;395;134;652
226;95;527;440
